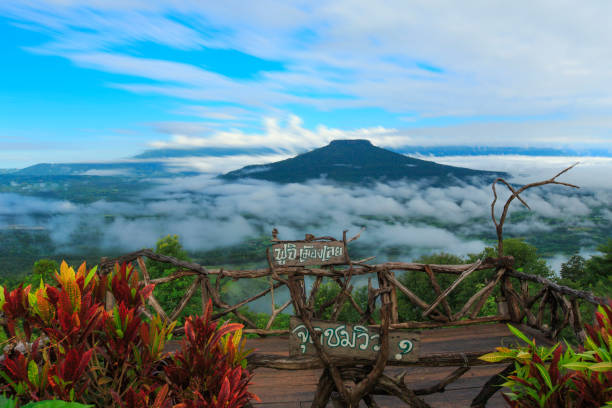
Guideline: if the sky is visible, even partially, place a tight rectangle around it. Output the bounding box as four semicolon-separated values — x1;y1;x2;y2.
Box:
1;1;612;169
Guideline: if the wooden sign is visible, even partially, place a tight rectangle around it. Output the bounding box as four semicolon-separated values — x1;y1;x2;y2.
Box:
289;317;420;362
269;241;347;268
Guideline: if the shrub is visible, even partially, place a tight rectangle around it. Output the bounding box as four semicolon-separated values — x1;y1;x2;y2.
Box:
479;300;612;407
0;261;257;407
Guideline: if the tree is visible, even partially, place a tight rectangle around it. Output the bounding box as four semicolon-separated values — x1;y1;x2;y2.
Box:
146;235;200;322
313;281;367;323
482;238;552;278
560;254;585;282
32;259;59;281
585;239;612;283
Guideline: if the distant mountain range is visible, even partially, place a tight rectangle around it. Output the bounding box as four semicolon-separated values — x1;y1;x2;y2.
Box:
12;162;173;177
397;145;612;157
134;146;280;159
222;139;505;184
8;141;608;179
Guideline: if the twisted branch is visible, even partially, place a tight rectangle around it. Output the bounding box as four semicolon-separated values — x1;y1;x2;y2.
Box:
491;163;579;256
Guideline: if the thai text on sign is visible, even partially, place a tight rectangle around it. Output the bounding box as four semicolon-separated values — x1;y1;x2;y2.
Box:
270;241;347;267
289;317;420;362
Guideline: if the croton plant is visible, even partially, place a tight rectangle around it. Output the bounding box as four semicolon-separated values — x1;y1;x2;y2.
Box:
480;300;612;407
0;261;258;408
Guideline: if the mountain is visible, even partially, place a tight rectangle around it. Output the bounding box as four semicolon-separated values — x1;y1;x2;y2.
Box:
134;146;280;159
221;139;505;184
13;161;197;178
396;145;612;157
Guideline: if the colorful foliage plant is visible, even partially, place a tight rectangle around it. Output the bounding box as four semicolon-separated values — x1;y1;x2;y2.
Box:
0;261;257;407
480;300;612;407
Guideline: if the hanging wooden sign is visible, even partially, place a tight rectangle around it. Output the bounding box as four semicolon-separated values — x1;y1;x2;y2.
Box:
269;241;348;268
289;317;420;362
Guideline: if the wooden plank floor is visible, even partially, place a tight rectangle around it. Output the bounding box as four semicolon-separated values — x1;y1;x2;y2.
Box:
246;323;548;407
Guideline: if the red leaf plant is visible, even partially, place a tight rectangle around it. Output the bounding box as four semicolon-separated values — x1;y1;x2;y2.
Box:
165;300;258;408
568;300;612;406
0;261;258;408
480;299;612;408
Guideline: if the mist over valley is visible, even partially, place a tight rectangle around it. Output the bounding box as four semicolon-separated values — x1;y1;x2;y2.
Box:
1;141;610;279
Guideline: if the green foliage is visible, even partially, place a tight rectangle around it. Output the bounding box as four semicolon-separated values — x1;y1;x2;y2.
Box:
22;402;92;408
0;396;92;408
586;239;612;279
396;252;491;321
480;301;612;407
581;239;612;297
194;236;271;267
394;241;559;323
0;174;154;204
32;260;58;281
560;255;585;282
146;235;201;323
557;241;612;341
312;281;368;323
486;238;553;278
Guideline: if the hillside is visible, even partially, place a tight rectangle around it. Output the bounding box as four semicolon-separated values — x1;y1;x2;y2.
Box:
14;161;176;177
222;139;505;184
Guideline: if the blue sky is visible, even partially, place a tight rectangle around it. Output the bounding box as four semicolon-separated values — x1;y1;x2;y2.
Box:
1;1;612;168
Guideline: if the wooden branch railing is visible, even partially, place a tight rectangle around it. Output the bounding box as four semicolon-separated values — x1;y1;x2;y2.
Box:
100;248;605;349
499;267;607;342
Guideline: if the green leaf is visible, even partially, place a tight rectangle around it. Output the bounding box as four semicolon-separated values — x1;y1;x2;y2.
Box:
563;362;593;371
22;401;93;408
27;360;39;387
478;352;512;363
112;305;121;329
588;362;612;372
507;324;534;347
0;287;5;311
0;395;17;408
534;363;553;390
84;266;97;289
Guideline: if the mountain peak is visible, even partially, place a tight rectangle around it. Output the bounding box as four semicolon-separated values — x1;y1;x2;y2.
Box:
328;139;373;147
222;139;505;184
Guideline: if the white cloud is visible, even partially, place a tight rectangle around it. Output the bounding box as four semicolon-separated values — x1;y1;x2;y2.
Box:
5;166;608;259
433;155;612;190
80;169;133;176
149;115;401;155
161;154;290;174
2;0;612;149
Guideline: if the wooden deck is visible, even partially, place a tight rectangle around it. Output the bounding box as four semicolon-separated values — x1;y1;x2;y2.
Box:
246;323;549;407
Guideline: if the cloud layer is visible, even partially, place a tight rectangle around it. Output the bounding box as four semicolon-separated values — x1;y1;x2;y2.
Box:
2;158;610;271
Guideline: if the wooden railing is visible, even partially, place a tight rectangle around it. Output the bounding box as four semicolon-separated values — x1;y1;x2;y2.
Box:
99;246;606;408
101;251;511;332
100;250;604;341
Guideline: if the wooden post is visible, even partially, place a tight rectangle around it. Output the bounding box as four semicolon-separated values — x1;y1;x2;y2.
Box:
201;277;210;312
571;298;586;343
311;369;335;408
501;276;521;323
389;271;399;324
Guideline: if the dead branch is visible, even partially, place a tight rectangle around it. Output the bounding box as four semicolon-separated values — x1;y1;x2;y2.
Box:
491;163;579;256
